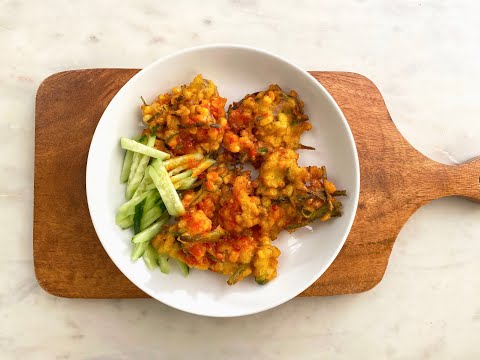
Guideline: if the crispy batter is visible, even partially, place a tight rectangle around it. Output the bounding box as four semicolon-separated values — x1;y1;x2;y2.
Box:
222;84;312;165
141;74;227;156
256;148;343;238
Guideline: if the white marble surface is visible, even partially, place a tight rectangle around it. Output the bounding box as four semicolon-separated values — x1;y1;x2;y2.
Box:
1;0;479;358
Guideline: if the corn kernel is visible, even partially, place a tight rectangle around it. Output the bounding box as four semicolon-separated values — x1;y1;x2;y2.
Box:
262;96;273;105
259;115;273;126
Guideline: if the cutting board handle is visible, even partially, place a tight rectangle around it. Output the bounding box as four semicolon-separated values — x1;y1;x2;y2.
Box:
445;157;480;203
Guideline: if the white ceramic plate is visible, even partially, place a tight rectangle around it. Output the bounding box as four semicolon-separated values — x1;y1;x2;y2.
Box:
86;44;360;317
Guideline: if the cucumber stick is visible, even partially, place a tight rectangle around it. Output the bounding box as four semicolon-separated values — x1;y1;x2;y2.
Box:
120;150;134;183
149;162;185;217
118;216;134;229
115;191;150;224
168;163;190;176
126;135;156;199
192;158;216;177
132;171;154;198
143;183;157;193
144;190;161;213
175;177;197;190
121;137;170;160
140;205;164;231
143;245;158;270
170;170;193;184
176;260;189;277
120;135;141;183
158;254;170;274
131;241;149;261
133;199;146;234
163;153;203;171
127;136;148;184
131;213;169;243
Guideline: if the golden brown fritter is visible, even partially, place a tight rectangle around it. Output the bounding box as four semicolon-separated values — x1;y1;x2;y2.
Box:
141;74;227;156
222;84;312;165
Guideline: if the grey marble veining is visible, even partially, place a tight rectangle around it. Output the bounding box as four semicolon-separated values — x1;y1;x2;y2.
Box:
1;0;479;359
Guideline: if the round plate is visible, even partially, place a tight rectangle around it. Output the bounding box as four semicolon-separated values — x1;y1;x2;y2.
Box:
86;44;360;317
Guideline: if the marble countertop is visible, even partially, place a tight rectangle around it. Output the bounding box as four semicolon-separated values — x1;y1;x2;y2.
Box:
1;0;479;358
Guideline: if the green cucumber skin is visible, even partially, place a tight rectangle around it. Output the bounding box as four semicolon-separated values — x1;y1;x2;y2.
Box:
133;199;146;234
143;245;158;270
120;150;134;183
131;241;149;261
158;255;171;274
176;260;190;277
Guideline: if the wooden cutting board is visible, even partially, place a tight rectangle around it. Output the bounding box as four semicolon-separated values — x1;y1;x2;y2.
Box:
33;69;480;298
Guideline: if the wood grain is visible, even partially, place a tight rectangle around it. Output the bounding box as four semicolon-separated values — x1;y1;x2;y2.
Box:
33;69;480;298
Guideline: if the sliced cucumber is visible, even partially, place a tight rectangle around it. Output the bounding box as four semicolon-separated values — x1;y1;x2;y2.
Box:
192;158;216;177
126;135;156;199
163;153;204;171
158;254;170;274
140;204;164;231
143;245;158;270
131;213;169;243
118;215;133;229
115;191;150;224
175;177;197;190
132;167;153;198
176;260;190;277
120;150;134;183
121;137;170;160
128;152;141;184
170;170;193;184
133;199;146;234
168;163;190;176
143;182;157;192
127;136;148;184
131;241;149;261
148;162;185;217
144;190;161;213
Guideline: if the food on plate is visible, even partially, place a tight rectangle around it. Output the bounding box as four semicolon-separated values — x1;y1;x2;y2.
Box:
117;75;346;285
222;84;312;165
140;74;227;156
151;164;280;285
